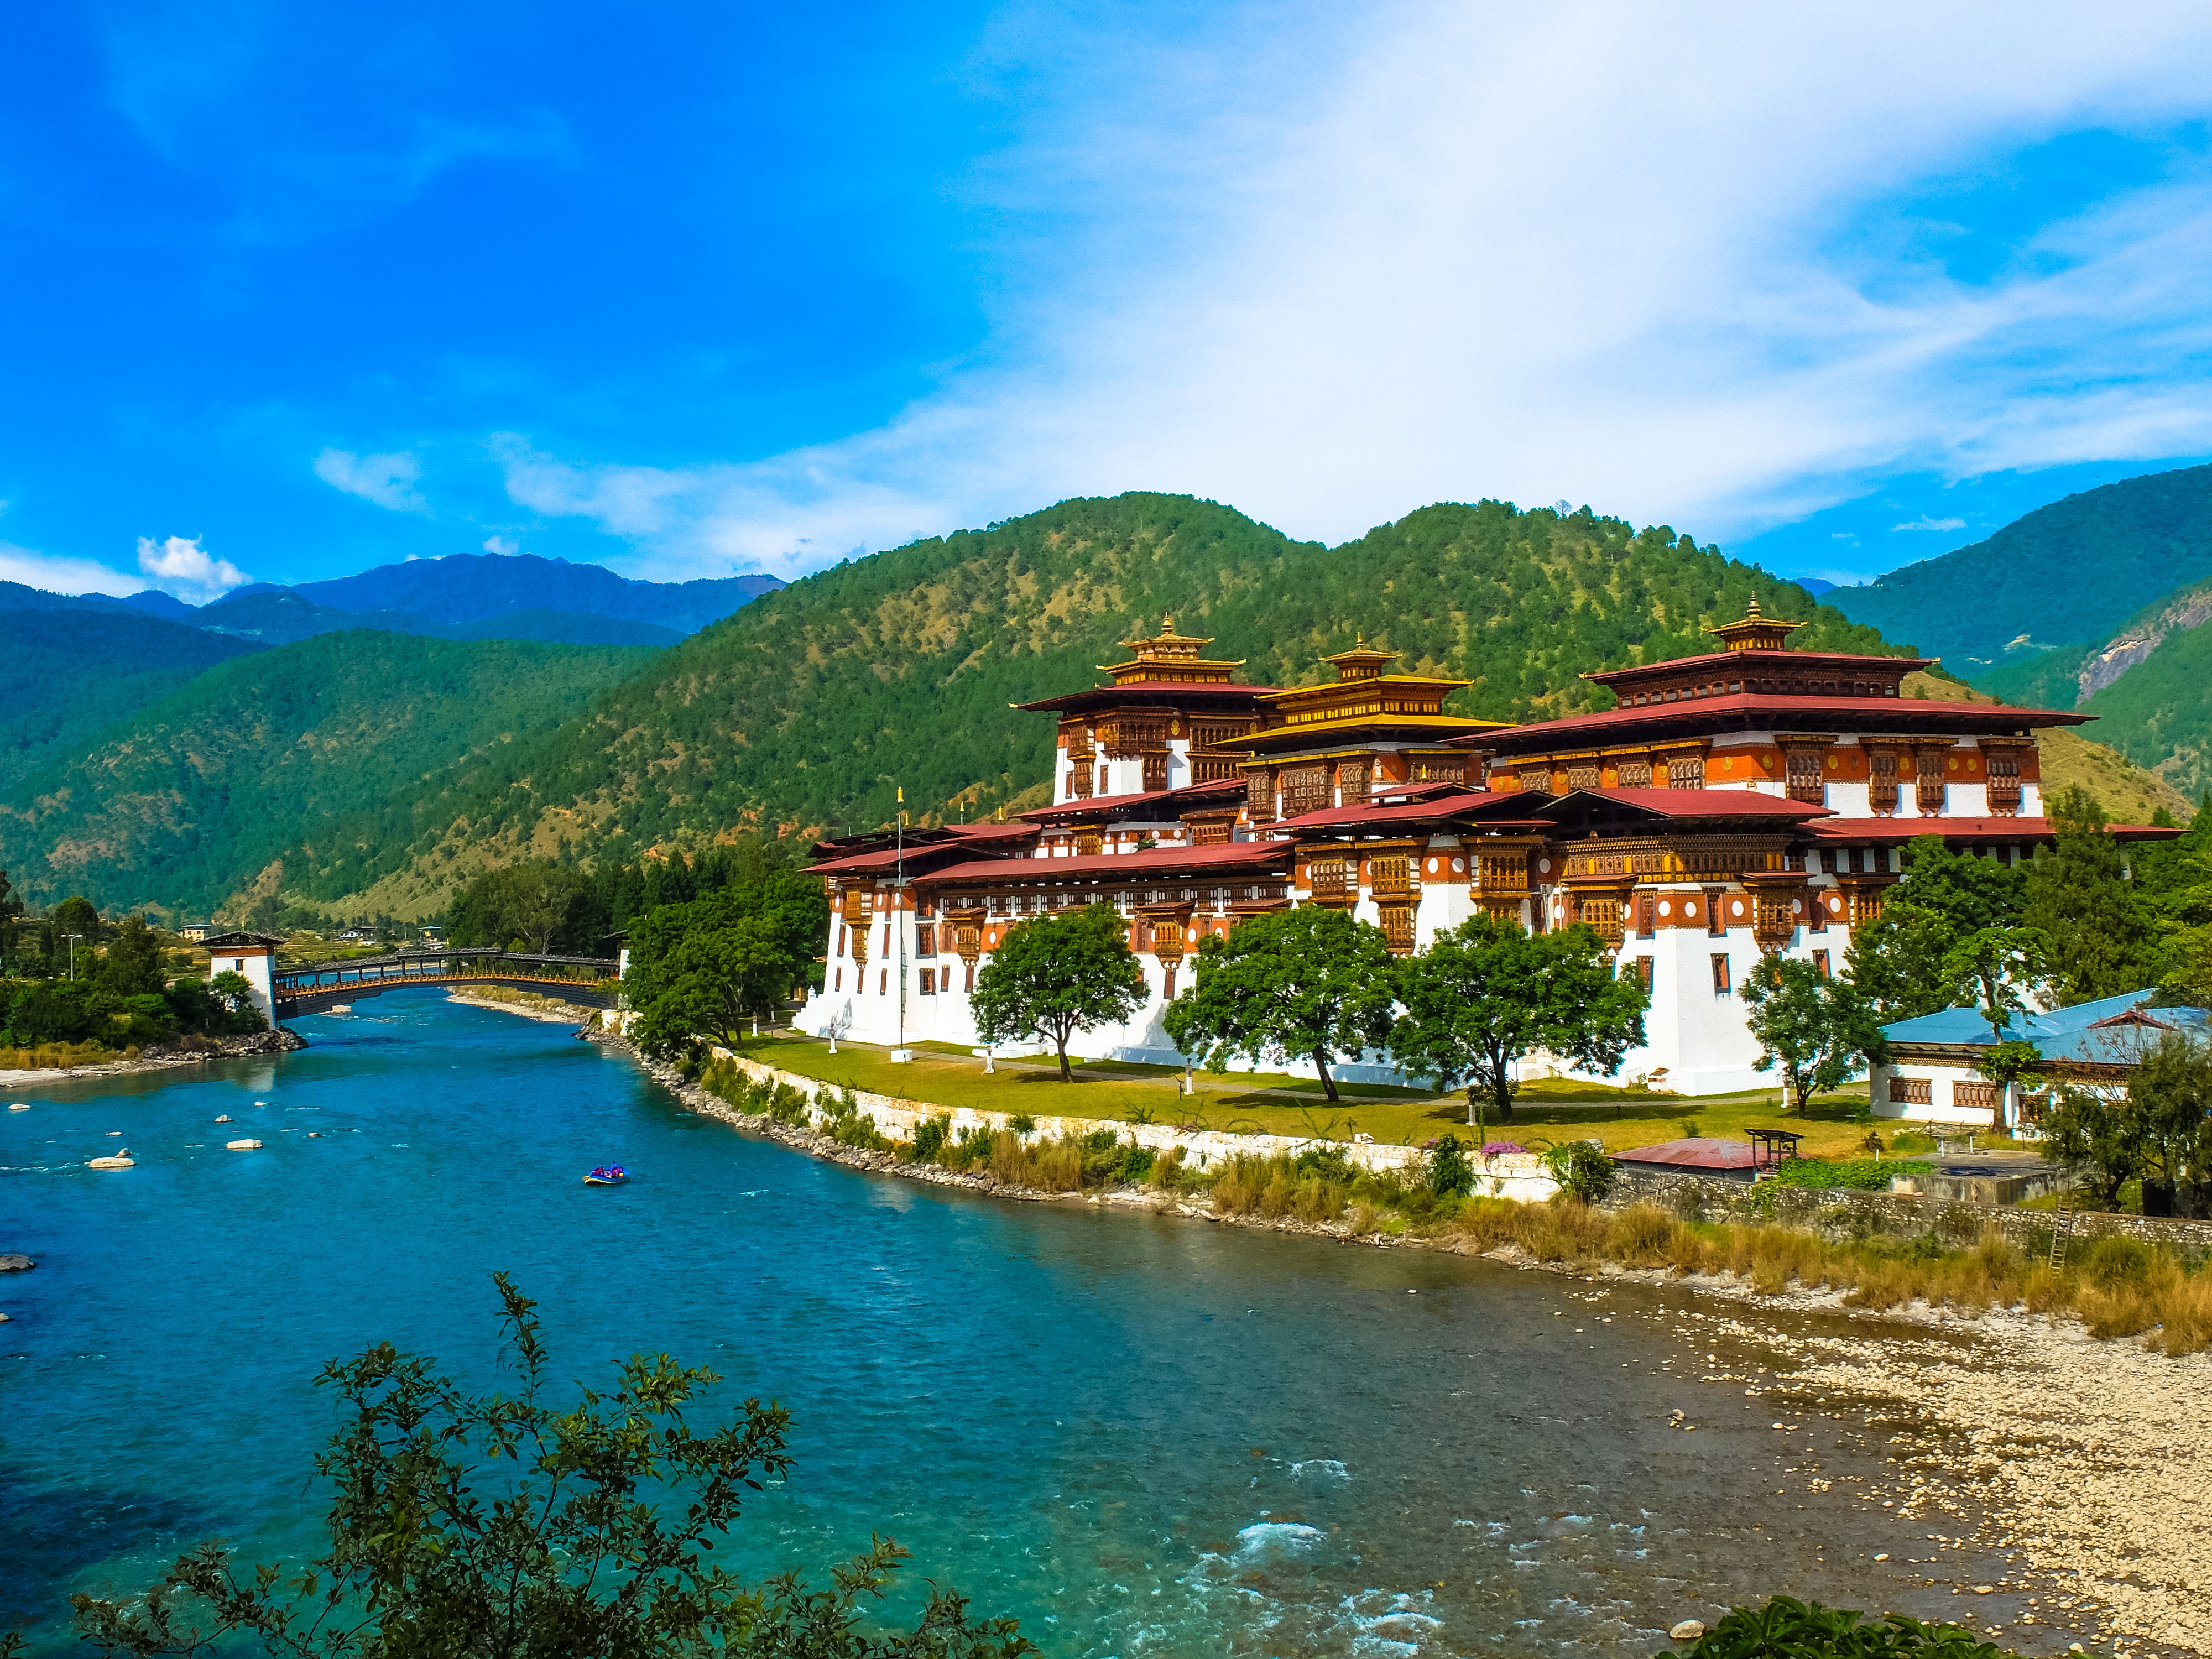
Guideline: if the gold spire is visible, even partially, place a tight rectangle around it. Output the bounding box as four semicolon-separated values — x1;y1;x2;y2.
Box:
1703;597;1806;654
1097;612;1247;685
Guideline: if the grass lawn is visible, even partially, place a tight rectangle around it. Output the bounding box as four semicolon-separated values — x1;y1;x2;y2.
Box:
735;1034;1887;1155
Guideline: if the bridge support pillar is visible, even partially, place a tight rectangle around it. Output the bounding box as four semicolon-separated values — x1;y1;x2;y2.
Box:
202;931;283;1023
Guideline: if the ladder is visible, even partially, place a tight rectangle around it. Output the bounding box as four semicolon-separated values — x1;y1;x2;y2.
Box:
2048;1179;2076;1271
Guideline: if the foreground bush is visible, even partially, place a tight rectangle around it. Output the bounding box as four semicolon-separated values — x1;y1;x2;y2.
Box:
1673;1595;2013;1659
59;1276;1030;1658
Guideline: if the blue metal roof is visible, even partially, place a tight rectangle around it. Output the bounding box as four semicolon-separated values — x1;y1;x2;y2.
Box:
1881;989;2209;1066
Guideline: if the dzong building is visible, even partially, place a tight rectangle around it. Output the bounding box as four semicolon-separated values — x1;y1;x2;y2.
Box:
797;607;2176;1105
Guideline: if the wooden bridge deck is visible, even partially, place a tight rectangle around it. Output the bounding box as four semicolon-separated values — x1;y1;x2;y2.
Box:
273;951;621;1018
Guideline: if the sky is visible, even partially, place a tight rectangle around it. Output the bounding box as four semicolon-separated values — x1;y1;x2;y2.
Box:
9;2;2212;603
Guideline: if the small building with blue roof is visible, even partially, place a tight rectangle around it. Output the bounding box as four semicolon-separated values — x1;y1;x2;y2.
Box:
1871;990;2212;1131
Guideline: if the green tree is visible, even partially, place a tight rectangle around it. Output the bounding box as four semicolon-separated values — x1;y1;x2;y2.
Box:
1388;915;1647;1126
67;1275;1030;1658
0;867;22;969
49;894;102;975
2042;1086;2141;1211
627;876;829;1056
1741;957;1888;1113
1938;926;2049;1040
93;916;168;998
2023;786;2166;1003
969;903;1145;1083
1844;834;2027;1021
1164;906;1396;1103
2127;1031;2212;1218
448;862;592;954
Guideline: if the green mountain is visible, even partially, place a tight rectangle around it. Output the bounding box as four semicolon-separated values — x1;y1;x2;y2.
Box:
0;632;656;917
1824;462;2212;672
1973;573;2212;798
0;598;267;792
329;492;1900;916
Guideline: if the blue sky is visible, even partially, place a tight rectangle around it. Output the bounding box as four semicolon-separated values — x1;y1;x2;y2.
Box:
9;3;2212;602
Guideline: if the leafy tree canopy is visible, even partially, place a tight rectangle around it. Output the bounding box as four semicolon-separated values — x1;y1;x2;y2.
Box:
1846;834;2028;1022
1164;905;1397;1102
2023;787;2167;1004
627;872;829;1057
968;903;1145;1082
1389;914;1646;1126
1741;957;1887;1113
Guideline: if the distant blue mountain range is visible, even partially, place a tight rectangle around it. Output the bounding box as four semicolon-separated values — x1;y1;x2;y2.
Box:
76;552;784;647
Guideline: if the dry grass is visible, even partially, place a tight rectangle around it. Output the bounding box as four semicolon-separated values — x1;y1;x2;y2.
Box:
0;1040;131;1072
1420;1194;2212;1355
1209;1152;1348;1223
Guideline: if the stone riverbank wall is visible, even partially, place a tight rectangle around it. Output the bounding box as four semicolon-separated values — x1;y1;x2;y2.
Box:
1608;1168;2212;1254
698;1045;1563;1202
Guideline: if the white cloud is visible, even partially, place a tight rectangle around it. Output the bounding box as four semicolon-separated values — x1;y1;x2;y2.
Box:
136;535;249;602
481;535;519;556
1891;515;1969;532
491;2;2212;575
0;542;143;597
314;447;427;513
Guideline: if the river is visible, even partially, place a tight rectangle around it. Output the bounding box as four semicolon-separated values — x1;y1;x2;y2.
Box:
3;993;2005;1656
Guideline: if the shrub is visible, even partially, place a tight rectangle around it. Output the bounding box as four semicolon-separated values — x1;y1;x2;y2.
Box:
1119;1145;1157;1183
1542;1140;1618;1203
909;1114;952;1164
1771;1158;1931;1191
2083;1235;2155;1291
1677;1594;2017;1659
1425;1133;1474;1197
1296;1145;1354;1183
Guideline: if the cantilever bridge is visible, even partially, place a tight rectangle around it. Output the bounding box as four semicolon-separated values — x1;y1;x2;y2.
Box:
274;948;622;1020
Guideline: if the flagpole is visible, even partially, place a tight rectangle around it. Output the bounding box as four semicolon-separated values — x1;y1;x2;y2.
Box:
893;786;911;1062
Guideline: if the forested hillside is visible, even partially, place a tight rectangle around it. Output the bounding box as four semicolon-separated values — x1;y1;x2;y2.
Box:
0;633;655;917
1825;462;2212;670
0;598;265;791
326;492;1897;916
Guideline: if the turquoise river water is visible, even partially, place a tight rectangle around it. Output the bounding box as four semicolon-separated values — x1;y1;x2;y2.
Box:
4;994;2011;1655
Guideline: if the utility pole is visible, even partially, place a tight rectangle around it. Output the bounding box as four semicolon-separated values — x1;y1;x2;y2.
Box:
64;932;84;980
892;786;912;1062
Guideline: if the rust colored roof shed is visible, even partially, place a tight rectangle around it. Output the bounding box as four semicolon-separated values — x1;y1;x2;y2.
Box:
1614;1138;1761;1183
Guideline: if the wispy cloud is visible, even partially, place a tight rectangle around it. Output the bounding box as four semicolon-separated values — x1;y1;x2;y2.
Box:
137;535;249;602
491;2;2212;576
481;535;519;556
0;543;143;597
1891;516;1969;532
315;448;428;513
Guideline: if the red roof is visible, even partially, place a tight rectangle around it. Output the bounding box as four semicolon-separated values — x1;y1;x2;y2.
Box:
1583;647;1929;687
1457;691;2089;749
1615;1138;1759;1172
1537;786;1832;820
1274;788;1543;831
808;825;1041;875
920;839;1292;886
1808;816;2182;843
1017;778;1246;822
1014;679;1281;713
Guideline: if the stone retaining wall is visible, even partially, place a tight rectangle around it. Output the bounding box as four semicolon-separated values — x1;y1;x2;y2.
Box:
1608;1167;2212;1251
701;1047;1562;1201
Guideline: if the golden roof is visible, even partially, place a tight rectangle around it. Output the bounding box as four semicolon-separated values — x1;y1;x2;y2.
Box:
1703;597;1807;654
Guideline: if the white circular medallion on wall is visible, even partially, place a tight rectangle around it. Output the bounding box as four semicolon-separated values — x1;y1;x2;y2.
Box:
1426;858;1438;873
1791;899;1803;914
1685;900;1698;917
1731;900;1745;917
1657;899;1671;917
1452;857;1465;873
1538;858;1552;873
